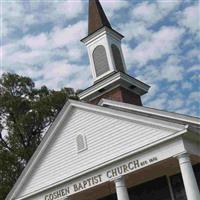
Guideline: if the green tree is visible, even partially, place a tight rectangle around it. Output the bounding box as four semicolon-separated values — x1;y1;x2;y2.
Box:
0;73;78;199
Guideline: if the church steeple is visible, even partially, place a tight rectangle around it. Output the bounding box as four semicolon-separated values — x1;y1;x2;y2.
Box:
88;0;111;35
79;0;150;105
81;0;127;83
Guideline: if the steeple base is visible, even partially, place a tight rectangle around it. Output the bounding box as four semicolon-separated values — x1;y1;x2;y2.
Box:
90;86;142;105
78;72;150;106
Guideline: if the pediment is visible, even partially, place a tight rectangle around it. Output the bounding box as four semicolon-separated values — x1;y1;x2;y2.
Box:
7;100;186;200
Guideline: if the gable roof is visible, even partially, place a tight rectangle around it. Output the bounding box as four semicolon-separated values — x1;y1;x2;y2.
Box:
6;99;194;200
99;99;200;128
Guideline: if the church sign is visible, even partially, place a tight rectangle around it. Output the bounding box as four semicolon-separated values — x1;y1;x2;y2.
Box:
44;156;158;200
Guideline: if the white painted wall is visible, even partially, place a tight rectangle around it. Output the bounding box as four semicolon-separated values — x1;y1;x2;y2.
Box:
183;137;200;157
84;28;125;81
17;107;185;199
18;137;186;200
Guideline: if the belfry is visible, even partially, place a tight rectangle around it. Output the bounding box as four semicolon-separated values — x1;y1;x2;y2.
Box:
6;1;200;200
79;0;149;105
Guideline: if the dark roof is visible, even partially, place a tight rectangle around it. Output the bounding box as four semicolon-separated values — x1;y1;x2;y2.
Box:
88;0;112;35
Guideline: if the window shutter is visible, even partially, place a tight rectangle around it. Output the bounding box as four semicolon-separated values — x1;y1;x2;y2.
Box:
76;134;87;152
93;45;109;77
111;44;124;72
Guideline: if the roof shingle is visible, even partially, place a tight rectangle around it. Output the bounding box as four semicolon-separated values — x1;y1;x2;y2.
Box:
88;0;112;35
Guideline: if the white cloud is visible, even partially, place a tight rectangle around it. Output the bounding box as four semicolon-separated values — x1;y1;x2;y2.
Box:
119;21;152;42
181;82;192;90
2;1;85;37
119;0;181;42
2;19;90;89
161;65;183;82
135;65;160;84
121;44;135;68
142;84;159;103
131;2;157;24
50;20;87;48
188;65;200;72
34;61;91;90
147;93;168;110
2;1;37;36
3;46;52;68
55;0;84;20
136;55;184;93
14;66;42;80
167;83;179;92
2;19;87;71
186;48;200;62
4;50;43;67
188;91;200;102
124;26;184;67
174;107;191;115
66;47;85;61
168;98;184;110
100;0;129;18
178;4;199;34
23;33;49;50
42;61;78;80
65;67;92;90
131;1;180;26
1;1;199;117
191;74;200;81
156;0;181;13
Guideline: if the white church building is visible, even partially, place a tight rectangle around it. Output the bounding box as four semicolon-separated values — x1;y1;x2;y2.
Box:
6;1;200;200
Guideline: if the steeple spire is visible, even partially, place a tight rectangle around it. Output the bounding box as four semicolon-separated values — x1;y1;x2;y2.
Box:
79;0;150;105
88;0;112;35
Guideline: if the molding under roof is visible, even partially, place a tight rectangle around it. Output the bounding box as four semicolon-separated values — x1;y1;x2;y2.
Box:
99;99;200;127
81;26;124;44
78;72;150;101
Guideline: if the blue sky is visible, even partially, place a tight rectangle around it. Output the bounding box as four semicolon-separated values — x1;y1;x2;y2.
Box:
1;0;199;117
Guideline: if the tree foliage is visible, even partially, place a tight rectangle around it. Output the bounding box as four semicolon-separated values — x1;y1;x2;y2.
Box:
0;73;78;199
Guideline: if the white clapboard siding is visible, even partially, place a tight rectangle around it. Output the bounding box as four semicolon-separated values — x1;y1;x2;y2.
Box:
19;107;178;197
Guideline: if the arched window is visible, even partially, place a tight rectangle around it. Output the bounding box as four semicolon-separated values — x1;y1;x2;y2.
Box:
76;134;87;152
93;45;109;77
111;44;124;72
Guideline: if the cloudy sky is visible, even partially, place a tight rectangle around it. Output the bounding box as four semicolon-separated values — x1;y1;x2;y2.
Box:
1;0;199;117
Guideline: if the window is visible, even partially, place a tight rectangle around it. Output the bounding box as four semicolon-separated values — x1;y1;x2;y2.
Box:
93;45;109;77
170;163;200;200
128;176;171;200
76;134;87;152
111;44;124;72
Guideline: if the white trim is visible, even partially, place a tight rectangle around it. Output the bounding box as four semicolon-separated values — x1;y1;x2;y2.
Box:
83;26;121;81
78;72;150;100
13;135;186;200
81;27;123;45
99;99;200;126
93;70;113;83
70;100;186;131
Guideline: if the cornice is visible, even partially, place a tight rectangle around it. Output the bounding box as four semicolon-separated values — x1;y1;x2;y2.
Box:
78;72;150;101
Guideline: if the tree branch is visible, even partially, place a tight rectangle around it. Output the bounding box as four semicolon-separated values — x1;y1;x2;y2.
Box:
0;133;13;152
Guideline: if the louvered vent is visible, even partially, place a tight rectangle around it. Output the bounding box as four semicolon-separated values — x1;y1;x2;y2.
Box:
93;45;109;77
76;134;87;152
111;44;124;72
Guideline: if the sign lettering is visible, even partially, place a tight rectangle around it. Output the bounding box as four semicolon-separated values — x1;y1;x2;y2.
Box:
44;156;158;199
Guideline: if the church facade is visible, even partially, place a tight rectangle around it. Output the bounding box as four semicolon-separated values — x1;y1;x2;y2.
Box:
6;1;200;200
